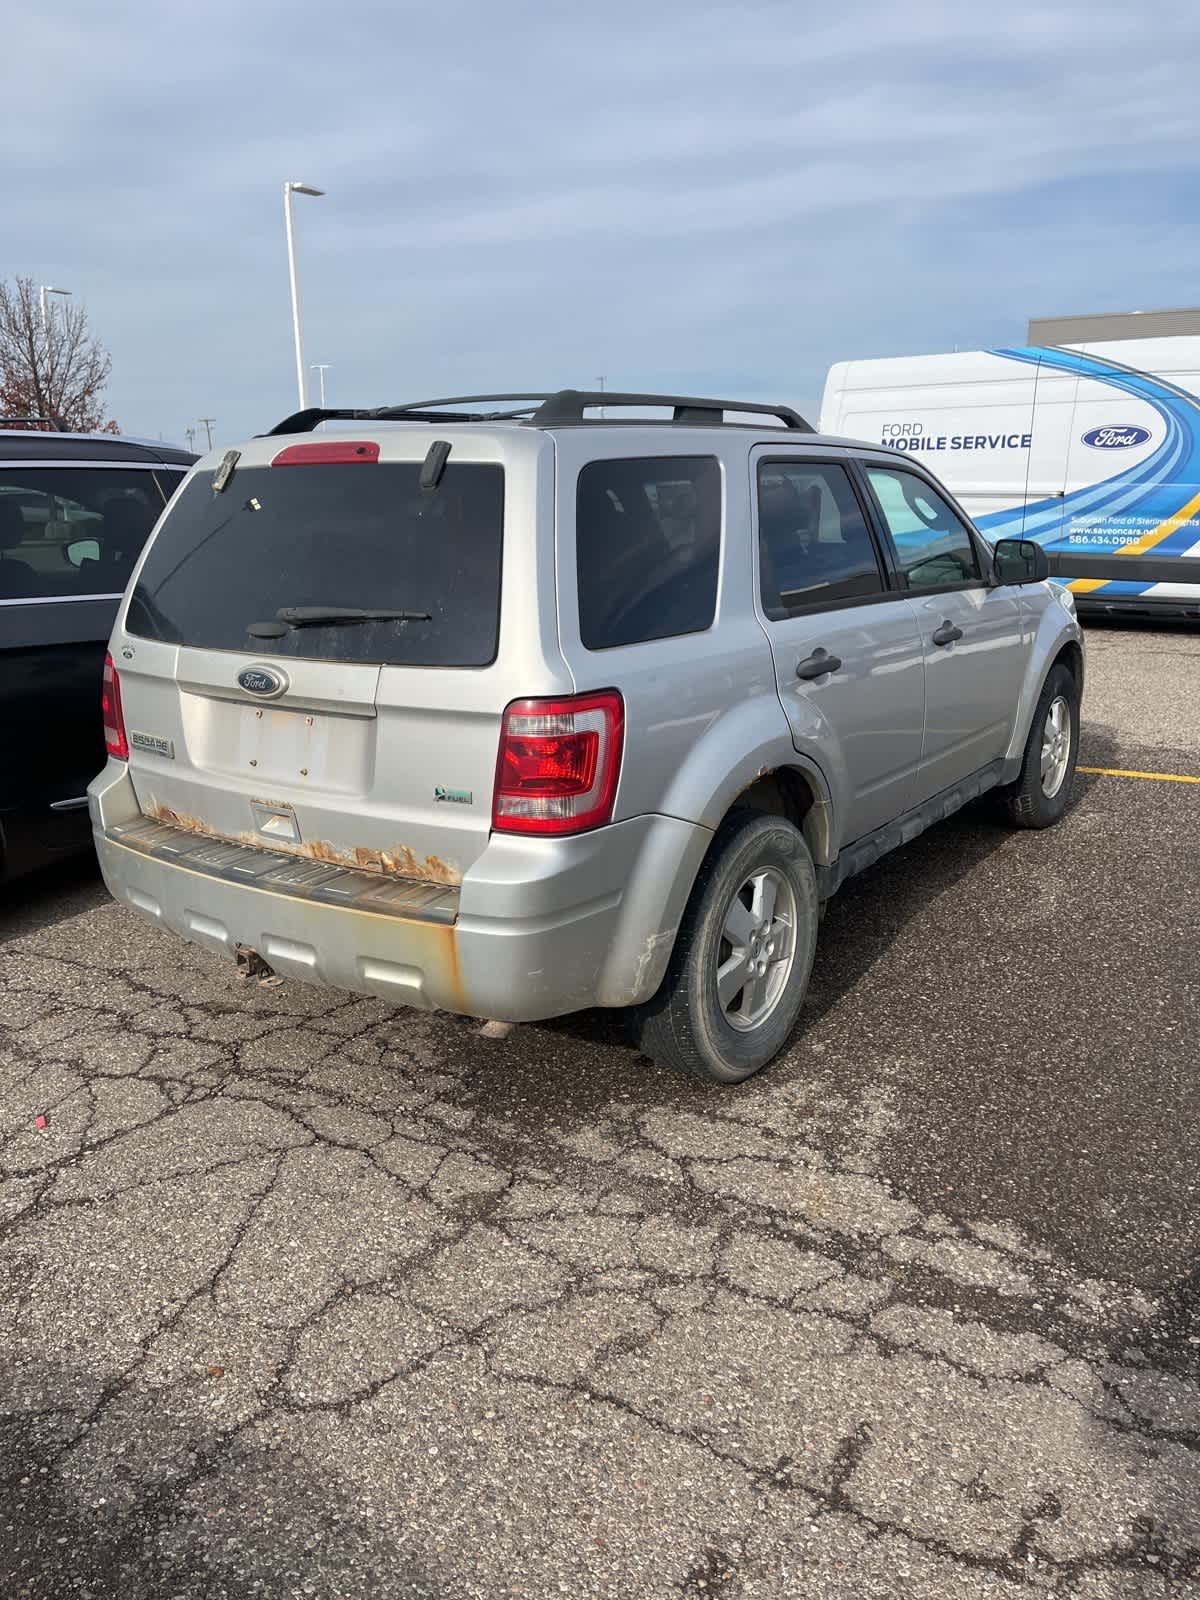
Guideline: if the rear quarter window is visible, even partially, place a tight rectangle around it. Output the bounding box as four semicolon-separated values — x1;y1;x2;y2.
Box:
0;467;173;602
576;455;721;649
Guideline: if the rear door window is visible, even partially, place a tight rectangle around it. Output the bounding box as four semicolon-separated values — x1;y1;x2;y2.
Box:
576;456;720;649
0;468;173;602
757;460;885;616
126;461;505;667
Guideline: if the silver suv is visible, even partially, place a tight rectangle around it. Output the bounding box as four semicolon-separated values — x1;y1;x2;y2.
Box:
88;391;1084;1084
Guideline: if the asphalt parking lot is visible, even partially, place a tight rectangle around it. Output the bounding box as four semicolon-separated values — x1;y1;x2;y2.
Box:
2;622;1199;1600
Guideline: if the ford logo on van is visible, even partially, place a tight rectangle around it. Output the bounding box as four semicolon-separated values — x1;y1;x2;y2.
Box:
237;665;288;698
1081;424;1152;450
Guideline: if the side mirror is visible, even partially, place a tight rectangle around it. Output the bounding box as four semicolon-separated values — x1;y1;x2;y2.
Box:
993;537;1049;585
67;538;100;568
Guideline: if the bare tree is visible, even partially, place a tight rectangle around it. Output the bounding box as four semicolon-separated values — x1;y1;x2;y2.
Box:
0;275;116;431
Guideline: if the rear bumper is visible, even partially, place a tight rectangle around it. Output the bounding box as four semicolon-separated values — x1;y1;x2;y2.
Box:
89;763;711;1021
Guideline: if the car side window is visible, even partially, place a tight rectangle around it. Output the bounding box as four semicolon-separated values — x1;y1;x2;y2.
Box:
0;468;167;602
756;460;884;618
576;456;720;649
864;465;983;591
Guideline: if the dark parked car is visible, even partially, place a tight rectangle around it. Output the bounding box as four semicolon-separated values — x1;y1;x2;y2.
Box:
1;421;195;883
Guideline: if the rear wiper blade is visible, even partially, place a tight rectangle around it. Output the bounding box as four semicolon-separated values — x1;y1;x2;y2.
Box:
279;606;432;626
246;606;432;638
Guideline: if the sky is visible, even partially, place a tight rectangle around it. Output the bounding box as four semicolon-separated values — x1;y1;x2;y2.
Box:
6;0;1200;449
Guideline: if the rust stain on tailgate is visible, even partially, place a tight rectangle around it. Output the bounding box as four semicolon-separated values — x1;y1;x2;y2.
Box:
144;801;462;887
146;802;210;835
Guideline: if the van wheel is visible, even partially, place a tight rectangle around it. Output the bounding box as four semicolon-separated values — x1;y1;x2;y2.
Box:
1002;662;1080;829
634;811;818;1085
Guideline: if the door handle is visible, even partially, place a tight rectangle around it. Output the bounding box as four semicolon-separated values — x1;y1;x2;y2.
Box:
931;621;964;647
796;649;841;680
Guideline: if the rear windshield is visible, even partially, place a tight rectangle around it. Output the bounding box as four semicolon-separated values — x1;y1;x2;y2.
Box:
0;467;178;602
126;461;505;666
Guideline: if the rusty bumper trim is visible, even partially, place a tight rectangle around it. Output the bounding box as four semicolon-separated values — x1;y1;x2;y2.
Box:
107;817;460;925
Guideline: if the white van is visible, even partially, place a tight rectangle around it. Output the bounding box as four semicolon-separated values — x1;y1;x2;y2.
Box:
820;337;1200;617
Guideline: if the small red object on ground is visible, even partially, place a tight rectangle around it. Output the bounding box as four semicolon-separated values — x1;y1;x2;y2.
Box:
35;1115;48;1131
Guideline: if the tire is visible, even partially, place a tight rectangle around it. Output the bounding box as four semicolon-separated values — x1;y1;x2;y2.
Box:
633;810;819;1085
1001;661;1080;829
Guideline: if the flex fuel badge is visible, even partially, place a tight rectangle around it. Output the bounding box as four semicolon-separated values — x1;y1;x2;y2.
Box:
434;786;473;805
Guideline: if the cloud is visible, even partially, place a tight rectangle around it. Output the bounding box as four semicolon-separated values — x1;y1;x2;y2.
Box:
5;0;1200;442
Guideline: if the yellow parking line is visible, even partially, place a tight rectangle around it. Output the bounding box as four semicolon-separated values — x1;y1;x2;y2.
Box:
1078;765;1200;784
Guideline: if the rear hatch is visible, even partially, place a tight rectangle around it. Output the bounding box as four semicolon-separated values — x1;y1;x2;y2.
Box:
115;436;526;886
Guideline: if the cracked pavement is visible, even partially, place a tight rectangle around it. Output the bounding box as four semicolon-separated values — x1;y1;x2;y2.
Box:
2;623;1199;1598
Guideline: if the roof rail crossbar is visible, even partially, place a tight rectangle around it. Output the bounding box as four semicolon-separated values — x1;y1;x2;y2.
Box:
374;405;544;422
532;390;813;430
264;391;813;436
265;407;382;436
393;394;553;411
264;398;551;435
371;396;551;424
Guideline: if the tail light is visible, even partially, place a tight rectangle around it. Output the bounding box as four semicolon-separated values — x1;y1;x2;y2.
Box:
492;690;624;836
102;652;129;760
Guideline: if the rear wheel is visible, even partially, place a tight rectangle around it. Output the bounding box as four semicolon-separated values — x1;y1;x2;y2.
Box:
1002;662;1080;828
634;811;818;1085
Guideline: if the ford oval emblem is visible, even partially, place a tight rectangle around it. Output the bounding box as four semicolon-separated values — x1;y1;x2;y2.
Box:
237;665;289;698
1081;424;1152;450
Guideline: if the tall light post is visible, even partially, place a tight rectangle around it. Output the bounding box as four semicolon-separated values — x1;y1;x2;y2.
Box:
185;426;197;452
311;364;331;408
284;181;324;409
40;285;71;331
199;417;216;449
596;374;606;419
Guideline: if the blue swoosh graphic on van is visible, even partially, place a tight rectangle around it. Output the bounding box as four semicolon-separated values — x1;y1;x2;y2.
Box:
973;345;1200;595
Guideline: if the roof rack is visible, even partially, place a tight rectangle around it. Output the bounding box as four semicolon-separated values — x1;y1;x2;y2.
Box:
539;391;812;429
0;414;69;432
265;390;814;436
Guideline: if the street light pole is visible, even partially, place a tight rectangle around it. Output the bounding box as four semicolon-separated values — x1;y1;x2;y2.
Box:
311;364;331;408
199;417;216;449
596;374;606;419
39;285;71;331
185;427;197;452
284;181;325;410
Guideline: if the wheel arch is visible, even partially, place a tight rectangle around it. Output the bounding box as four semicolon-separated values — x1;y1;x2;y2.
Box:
600;758;835;1011
1003;616;1086;774
1052;637;1084;694
729;764;834;870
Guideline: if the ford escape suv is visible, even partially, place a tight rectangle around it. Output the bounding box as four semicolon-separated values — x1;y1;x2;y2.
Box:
88;390;1083;1083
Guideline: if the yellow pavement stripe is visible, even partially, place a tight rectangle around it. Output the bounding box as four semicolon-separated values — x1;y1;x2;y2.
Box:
1078;765;1200;784
1116;485;1200;558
